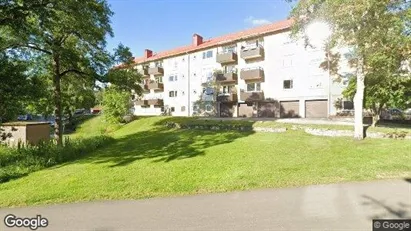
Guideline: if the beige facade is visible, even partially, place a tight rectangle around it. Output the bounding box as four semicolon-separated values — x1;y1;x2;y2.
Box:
1;122;50;146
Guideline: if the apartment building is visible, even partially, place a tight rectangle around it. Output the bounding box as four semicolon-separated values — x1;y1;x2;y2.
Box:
131;19;352;118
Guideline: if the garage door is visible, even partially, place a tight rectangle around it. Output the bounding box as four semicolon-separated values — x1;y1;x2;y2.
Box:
238;103;254;118
280;101;300;118
305;100;328;118
258;102;279;117
220;103;235;117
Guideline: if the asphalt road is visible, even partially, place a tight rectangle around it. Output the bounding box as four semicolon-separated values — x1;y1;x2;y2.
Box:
0;179;410;231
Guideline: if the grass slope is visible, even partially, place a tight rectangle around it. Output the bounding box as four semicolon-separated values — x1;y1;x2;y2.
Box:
0;116;410;207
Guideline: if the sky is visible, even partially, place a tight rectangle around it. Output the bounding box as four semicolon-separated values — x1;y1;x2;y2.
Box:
106;0;295;58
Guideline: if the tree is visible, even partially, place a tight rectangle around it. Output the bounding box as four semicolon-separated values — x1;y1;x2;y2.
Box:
1;0;114;145
192;69;222;116
0;53;42;122
343;74;411;126
102;87;132;123
101;44;143;123
289;0;411;139
61;75;96;122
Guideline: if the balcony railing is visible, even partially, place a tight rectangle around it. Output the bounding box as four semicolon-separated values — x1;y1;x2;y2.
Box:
148;66;164;75
140;84;149;92
141;68;149;76
216;72;238;84
240;45;264;60
216;51;238;64
135;100;148;106
240;67;264;82
217;93;238;102
148;82;164;91
147;99;164;106
240;91;264;101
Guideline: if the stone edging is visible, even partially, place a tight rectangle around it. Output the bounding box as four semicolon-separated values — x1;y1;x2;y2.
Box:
164;122;410;139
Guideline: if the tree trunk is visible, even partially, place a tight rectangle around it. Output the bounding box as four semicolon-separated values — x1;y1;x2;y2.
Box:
371;114;380;127
52;55;63;146
354;57;365;140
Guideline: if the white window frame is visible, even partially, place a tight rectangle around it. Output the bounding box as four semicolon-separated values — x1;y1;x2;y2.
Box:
169;91;178;98
246;82;261;92
202;50;213;59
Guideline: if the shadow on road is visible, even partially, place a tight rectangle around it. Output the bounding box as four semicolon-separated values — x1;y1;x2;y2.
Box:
362;194;410;219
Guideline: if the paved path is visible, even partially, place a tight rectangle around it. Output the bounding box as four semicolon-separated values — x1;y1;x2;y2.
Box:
1;179;410;231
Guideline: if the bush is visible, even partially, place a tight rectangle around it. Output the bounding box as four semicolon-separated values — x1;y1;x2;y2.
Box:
0;136;115;183
102;87;132;124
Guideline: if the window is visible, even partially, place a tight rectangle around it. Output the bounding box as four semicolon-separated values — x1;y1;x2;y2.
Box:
246;82;261;92
224;65;236;73
343;101;354;110
131;94;136;100
174;61;178;68
171;107;175;112
283;80;293;89
168;75;177;82
169;91;178;97
205;104;213;112
202;50;213;59
181;106;186;112
222;86;232;94
141;105;150;108
203;87;214;95
161;107;165;112
155;61;162;67
156;76;163;83
222;45;236;53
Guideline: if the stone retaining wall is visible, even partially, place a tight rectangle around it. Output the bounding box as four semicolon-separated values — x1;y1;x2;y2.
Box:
164;122;410;139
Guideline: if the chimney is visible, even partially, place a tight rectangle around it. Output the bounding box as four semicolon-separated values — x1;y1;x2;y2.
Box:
144;49;153;58
192;34;203;46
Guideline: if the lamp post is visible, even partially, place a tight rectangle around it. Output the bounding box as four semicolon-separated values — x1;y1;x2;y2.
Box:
305;21;333;117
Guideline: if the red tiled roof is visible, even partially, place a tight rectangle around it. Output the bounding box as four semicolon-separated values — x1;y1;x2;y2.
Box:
133;18;294;64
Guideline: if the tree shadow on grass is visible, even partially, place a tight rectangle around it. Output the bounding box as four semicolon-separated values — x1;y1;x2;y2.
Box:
83;118;255;167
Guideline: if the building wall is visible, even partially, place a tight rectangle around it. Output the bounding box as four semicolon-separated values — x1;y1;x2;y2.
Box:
0;123;50;146
133;30;351;118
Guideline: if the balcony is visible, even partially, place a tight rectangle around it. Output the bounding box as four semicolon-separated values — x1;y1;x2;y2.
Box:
216;72;238;84
240;45;264;61
148;66;164;75
216;51;238;64
141;68;149;76
135;100;148;106
147;99;164;106
240;67;264;82
217;93;238;102
148;82;164;91
140;84;149;92
240;91;264;101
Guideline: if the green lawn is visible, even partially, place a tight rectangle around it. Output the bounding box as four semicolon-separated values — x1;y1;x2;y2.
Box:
0;116;410;207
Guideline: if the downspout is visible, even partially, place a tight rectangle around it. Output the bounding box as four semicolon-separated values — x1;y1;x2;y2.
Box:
186;52;191;117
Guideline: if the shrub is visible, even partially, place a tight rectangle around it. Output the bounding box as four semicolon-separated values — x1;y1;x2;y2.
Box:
0;136;115;183
102;87;132;124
